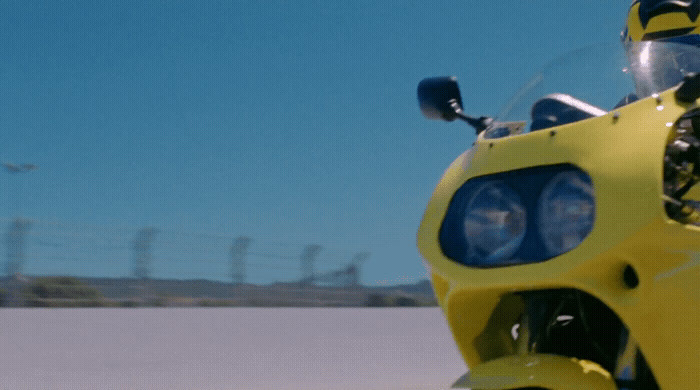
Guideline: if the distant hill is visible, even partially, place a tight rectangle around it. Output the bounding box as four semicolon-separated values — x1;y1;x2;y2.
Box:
0;276;437;307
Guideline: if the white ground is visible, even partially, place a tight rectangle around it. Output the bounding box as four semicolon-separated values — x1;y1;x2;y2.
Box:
0;307;466;390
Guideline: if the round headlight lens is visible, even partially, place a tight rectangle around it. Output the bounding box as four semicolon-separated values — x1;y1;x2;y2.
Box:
463;181;527;265
538;171;595;257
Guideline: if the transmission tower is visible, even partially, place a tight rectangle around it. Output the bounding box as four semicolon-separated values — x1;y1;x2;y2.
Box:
5;218;32;277
312;251;371;287
299;244;322;285
230;236;252;284
348;252;370;286
131;227;158;279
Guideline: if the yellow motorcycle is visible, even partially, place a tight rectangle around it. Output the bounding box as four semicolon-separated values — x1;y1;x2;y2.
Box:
417;40;700;389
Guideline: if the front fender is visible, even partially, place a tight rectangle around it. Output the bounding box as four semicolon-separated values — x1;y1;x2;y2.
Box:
452;354;617;390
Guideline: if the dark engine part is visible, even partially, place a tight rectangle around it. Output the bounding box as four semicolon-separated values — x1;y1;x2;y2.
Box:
518;289;660;390
664;109;700;224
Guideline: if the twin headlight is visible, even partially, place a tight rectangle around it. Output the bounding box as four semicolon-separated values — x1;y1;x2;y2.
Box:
439;164;595;267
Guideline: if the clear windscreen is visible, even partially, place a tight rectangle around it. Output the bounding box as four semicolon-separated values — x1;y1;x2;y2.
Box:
495;41;700;130
626;40;700;98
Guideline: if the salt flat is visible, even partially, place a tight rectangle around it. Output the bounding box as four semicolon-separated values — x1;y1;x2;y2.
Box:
0;308;466;390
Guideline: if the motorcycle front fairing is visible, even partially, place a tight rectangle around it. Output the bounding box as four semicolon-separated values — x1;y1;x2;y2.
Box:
418;41;700;390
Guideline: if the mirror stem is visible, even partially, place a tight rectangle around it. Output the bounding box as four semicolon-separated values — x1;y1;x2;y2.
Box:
450;100;493;134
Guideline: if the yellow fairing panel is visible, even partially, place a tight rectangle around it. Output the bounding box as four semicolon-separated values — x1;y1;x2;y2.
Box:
417;89;700;389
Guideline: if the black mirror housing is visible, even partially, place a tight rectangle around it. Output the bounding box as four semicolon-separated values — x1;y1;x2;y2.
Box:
417;77;464;121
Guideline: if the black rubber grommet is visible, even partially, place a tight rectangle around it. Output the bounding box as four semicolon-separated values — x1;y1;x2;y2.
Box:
623;264;639;289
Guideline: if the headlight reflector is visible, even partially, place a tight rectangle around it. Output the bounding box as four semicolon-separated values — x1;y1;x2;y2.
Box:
463;182;526;265
538;171;595;257
439;164;595;267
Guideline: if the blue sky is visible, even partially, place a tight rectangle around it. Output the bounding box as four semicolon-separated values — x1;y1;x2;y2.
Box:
0;1;632;284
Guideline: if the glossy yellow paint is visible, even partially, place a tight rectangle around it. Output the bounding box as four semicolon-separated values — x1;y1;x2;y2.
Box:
451;354;616;390
417;89;700;389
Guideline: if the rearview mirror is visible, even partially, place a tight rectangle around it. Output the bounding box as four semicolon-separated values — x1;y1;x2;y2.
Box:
417;77;464;121
417;77;494;134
